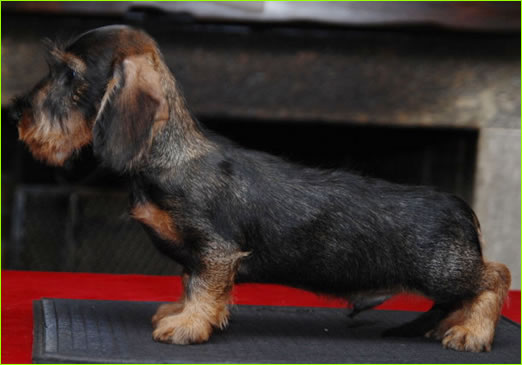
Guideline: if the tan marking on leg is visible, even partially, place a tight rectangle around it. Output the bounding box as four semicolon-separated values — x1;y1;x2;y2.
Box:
131;202;181;243
152;251;249;344
432;261;511;352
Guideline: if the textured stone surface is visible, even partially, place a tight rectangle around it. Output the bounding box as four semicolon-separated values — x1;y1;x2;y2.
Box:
474;128;521;288
2;14;520;129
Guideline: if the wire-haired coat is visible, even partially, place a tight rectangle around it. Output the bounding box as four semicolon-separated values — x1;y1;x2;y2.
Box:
12;25;511;351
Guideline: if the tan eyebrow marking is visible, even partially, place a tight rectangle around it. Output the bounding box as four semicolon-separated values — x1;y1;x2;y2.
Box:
48;47;86;73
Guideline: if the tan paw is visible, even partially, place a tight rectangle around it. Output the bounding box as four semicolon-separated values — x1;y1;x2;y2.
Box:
152;302;184;328
442;325;492;352
152;313;212;345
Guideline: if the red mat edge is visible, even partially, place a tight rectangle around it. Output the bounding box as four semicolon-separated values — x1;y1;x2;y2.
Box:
2;270;520;364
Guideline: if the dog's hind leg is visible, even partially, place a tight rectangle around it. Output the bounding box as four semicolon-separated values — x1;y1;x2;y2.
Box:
426;261;511;352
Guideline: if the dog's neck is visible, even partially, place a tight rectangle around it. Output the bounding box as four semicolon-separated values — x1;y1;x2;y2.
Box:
143;76;214;174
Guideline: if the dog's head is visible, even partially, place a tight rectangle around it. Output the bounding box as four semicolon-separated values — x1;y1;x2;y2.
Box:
12;25;170;170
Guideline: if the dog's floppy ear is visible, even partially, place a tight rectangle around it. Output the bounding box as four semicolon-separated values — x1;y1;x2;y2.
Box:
93;54;169;171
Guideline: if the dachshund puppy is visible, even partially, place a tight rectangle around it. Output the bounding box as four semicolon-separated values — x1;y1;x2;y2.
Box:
12;25;510;351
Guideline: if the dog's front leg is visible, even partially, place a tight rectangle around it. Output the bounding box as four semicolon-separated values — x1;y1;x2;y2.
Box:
151;274;189;329
152;249;247;345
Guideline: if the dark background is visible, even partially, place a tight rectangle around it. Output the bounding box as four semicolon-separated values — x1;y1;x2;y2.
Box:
1;2;519;276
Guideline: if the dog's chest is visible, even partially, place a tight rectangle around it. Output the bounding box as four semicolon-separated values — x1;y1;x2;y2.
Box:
130;201;181;243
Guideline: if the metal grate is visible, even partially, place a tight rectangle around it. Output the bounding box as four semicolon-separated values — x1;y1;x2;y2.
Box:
7;185;181;275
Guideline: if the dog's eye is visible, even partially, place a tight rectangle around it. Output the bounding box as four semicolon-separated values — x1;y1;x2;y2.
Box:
66;68;78;82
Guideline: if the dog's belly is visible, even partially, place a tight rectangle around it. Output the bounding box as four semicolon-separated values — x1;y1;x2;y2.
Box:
233;247;384;295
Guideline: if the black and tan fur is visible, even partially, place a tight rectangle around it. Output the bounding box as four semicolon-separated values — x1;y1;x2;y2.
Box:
12;25;511;351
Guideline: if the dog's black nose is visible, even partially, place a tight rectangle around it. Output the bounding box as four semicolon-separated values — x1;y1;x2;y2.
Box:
8;96;30;125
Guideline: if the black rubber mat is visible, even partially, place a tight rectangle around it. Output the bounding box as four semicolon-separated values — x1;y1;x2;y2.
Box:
33;298;520;364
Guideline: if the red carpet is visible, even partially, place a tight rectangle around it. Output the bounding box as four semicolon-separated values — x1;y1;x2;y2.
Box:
2;270;520;364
